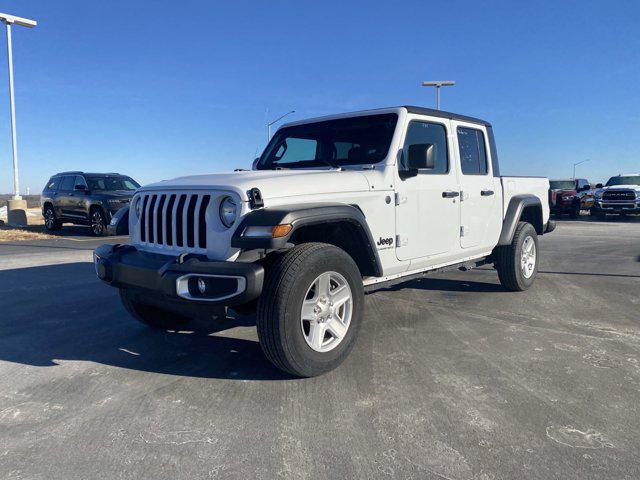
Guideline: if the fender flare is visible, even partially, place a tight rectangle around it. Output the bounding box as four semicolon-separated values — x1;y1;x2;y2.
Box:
498;195;543;246
231;202;382;276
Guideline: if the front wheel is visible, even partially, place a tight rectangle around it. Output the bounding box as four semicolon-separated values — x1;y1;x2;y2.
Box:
256;243;364;377
90;208;108;236
494;222;539;291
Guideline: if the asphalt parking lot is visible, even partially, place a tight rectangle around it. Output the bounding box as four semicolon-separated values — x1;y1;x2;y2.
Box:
1;218;639;480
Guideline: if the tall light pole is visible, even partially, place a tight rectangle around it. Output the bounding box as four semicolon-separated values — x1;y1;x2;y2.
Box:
421;81;455;110
0;12;36;207
267;110;295;142
573;159;590;179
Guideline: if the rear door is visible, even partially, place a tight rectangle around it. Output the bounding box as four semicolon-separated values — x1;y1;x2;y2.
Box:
395;115;459;261
57;175;76;218
453;122;502;250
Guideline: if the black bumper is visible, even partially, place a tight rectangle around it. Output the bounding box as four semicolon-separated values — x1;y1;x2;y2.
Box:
93;244;264;307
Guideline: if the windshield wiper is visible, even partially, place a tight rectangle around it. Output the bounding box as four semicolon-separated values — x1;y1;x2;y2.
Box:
316;158;340;169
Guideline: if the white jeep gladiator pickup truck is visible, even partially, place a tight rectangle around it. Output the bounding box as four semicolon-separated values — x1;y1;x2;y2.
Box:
95;106;554;377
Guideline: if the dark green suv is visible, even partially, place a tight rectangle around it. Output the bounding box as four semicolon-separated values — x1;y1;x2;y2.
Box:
41;171;140;236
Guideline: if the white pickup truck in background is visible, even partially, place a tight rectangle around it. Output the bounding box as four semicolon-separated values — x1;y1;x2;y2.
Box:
95;106;554;376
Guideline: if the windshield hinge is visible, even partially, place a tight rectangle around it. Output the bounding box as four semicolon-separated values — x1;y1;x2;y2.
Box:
248;187;264;209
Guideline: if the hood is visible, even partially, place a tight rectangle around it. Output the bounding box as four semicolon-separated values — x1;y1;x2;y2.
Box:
550;188;577;194
99;190;135;199
139;169;372;200
600;184;640;191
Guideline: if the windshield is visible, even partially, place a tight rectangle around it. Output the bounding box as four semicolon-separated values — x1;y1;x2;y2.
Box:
257;114;398;170
85;175;140;192
549;180;576;190
605;176;640;187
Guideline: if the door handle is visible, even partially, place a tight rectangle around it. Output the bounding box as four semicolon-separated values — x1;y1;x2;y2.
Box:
442;191;460;198
481;190;494;196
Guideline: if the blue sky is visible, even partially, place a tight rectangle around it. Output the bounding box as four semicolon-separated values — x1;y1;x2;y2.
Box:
0;0;638;193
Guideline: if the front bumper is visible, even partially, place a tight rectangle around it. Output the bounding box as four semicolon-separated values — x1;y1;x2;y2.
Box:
594;201;640;214
550;203;575;214
93;244;264;307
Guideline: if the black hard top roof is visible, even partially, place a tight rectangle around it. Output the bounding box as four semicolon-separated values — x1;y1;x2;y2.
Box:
402;106;491;127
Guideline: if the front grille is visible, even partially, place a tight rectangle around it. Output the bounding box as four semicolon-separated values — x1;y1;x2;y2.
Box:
139;192;211;251
602;190;636;201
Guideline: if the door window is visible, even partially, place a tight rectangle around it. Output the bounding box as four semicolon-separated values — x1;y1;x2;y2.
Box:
74;176;88;189
59;176;76;191
402;121;448;174
45;177;60;191
457;127;488;175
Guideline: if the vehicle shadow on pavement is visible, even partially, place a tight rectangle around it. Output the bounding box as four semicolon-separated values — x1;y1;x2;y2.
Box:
379;277;506;293
0;262;292;381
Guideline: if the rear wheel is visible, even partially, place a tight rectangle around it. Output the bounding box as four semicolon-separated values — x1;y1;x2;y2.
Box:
494;222;538;292
119;289;190;329
43;206;62;231
256;243;364;377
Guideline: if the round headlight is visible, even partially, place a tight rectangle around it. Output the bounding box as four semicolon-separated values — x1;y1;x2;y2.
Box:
219;196;237;228
134;196;142;219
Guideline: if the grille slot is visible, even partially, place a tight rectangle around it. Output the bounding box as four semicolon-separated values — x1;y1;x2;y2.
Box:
602;190;636;201
138;192;212;251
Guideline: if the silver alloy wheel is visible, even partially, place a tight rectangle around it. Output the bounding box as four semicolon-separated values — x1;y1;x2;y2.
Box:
521;235;536;279
45;209;55;229
300;271;353;353
91;211;104;235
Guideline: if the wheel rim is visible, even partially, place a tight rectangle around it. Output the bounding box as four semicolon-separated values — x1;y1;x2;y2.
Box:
521;235;536;279
300;271;353;353
45;209;55;229
92;212;104;235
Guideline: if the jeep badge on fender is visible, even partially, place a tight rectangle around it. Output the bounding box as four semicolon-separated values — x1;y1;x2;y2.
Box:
94;106;554;377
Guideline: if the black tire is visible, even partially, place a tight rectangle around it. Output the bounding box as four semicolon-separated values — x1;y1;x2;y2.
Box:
119;288;190;329
43;205;62;231
256;243;364;377
90;207;108;236
494;222;539;292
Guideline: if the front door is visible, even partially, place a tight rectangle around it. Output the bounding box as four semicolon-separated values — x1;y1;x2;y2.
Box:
395;116;459;261
453;122;500;250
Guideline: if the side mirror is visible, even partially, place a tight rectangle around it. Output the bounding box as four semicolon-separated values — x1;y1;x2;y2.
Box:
74;184;87;192
251;157;260;170
595;183;603;189
580;185;590;191
407;143;436;170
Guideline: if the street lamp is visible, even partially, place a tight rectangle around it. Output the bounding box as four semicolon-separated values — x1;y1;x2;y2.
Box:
0;12;36;216
573;159;590;179
421;81;455;110
267;110;295;141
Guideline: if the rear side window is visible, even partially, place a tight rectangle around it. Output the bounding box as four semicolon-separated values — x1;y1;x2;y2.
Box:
45;177;60;191
402;121;448;174
59;176;75;191
457;127;488;175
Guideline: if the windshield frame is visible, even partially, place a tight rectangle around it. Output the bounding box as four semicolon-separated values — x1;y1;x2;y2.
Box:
85;175;140;192
605;175;640;187
256;113;398;170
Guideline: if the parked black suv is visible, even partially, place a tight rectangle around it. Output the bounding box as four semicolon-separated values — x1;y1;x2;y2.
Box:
41;171;140;235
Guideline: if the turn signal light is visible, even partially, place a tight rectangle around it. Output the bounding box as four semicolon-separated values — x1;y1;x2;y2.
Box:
272;224;292;238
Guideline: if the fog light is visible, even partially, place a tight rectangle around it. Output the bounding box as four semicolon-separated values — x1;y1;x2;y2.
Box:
197;278;207;294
